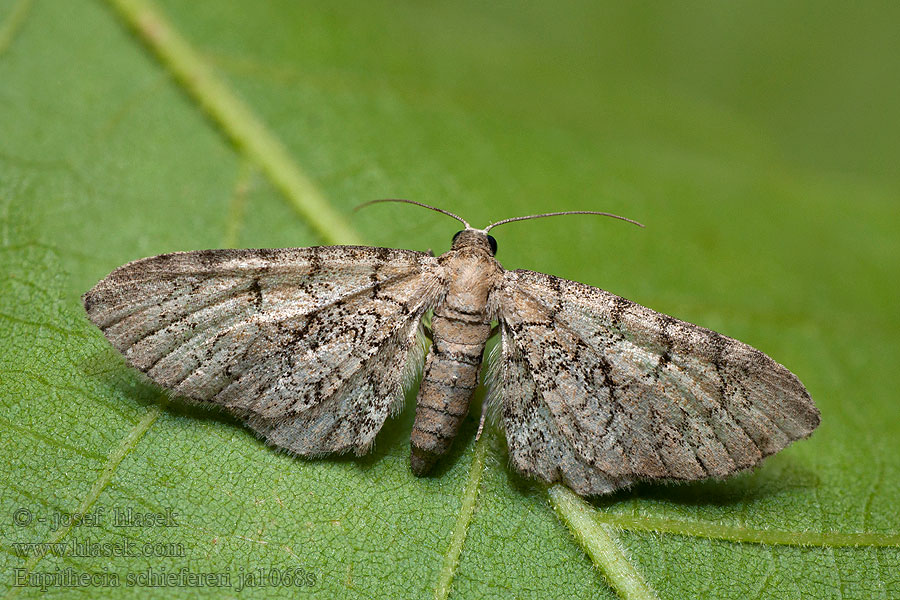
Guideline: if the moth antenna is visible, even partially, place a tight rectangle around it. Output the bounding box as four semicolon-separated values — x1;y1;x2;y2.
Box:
355;199;471;229
483;210;644;232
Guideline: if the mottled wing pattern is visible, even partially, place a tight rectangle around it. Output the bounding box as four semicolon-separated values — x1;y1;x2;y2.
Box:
83;246;444;455
491;269;820;496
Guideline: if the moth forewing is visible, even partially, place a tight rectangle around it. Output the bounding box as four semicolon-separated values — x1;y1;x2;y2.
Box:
83;246;445;455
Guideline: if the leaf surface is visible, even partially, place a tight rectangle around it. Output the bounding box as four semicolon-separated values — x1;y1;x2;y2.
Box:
1;1;898;598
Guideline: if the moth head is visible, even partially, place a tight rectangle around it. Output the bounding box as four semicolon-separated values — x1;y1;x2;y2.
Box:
451;229;498;256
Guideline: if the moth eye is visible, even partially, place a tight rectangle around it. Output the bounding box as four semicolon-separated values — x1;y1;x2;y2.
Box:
451;230;463;244
487;235;498;255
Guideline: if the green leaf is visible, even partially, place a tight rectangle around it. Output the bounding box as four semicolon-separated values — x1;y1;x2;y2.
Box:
2;1;898;598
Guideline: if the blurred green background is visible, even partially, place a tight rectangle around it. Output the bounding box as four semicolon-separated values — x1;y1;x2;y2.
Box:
1;1;898;598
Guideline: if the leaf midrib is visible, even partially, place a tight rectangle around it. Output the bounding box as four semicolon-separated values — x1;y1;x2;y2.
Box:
106;0;362;246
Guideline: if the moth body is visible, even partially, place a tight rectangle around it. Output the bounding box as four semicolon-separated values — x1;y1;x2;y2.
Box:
411;230;501;474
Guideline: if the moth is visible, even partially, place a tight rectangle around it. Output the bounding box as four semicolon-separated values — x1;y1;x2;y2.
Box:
83;200;819;496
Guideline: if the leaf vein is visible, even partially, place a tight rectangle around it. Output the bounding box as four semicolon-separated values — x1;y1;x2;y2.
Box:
5;402;163;599
589;512;900;548
104;0;362;245
0;413;106;462
0;0;33;56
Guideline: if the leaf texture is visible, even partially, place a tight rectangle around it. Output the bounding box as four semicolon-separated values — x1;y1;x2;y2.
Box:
1;1;898;599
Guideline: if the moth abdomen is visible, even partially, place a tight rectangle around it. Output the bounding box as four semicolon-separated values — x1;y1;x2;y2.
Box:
410;314;490;475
